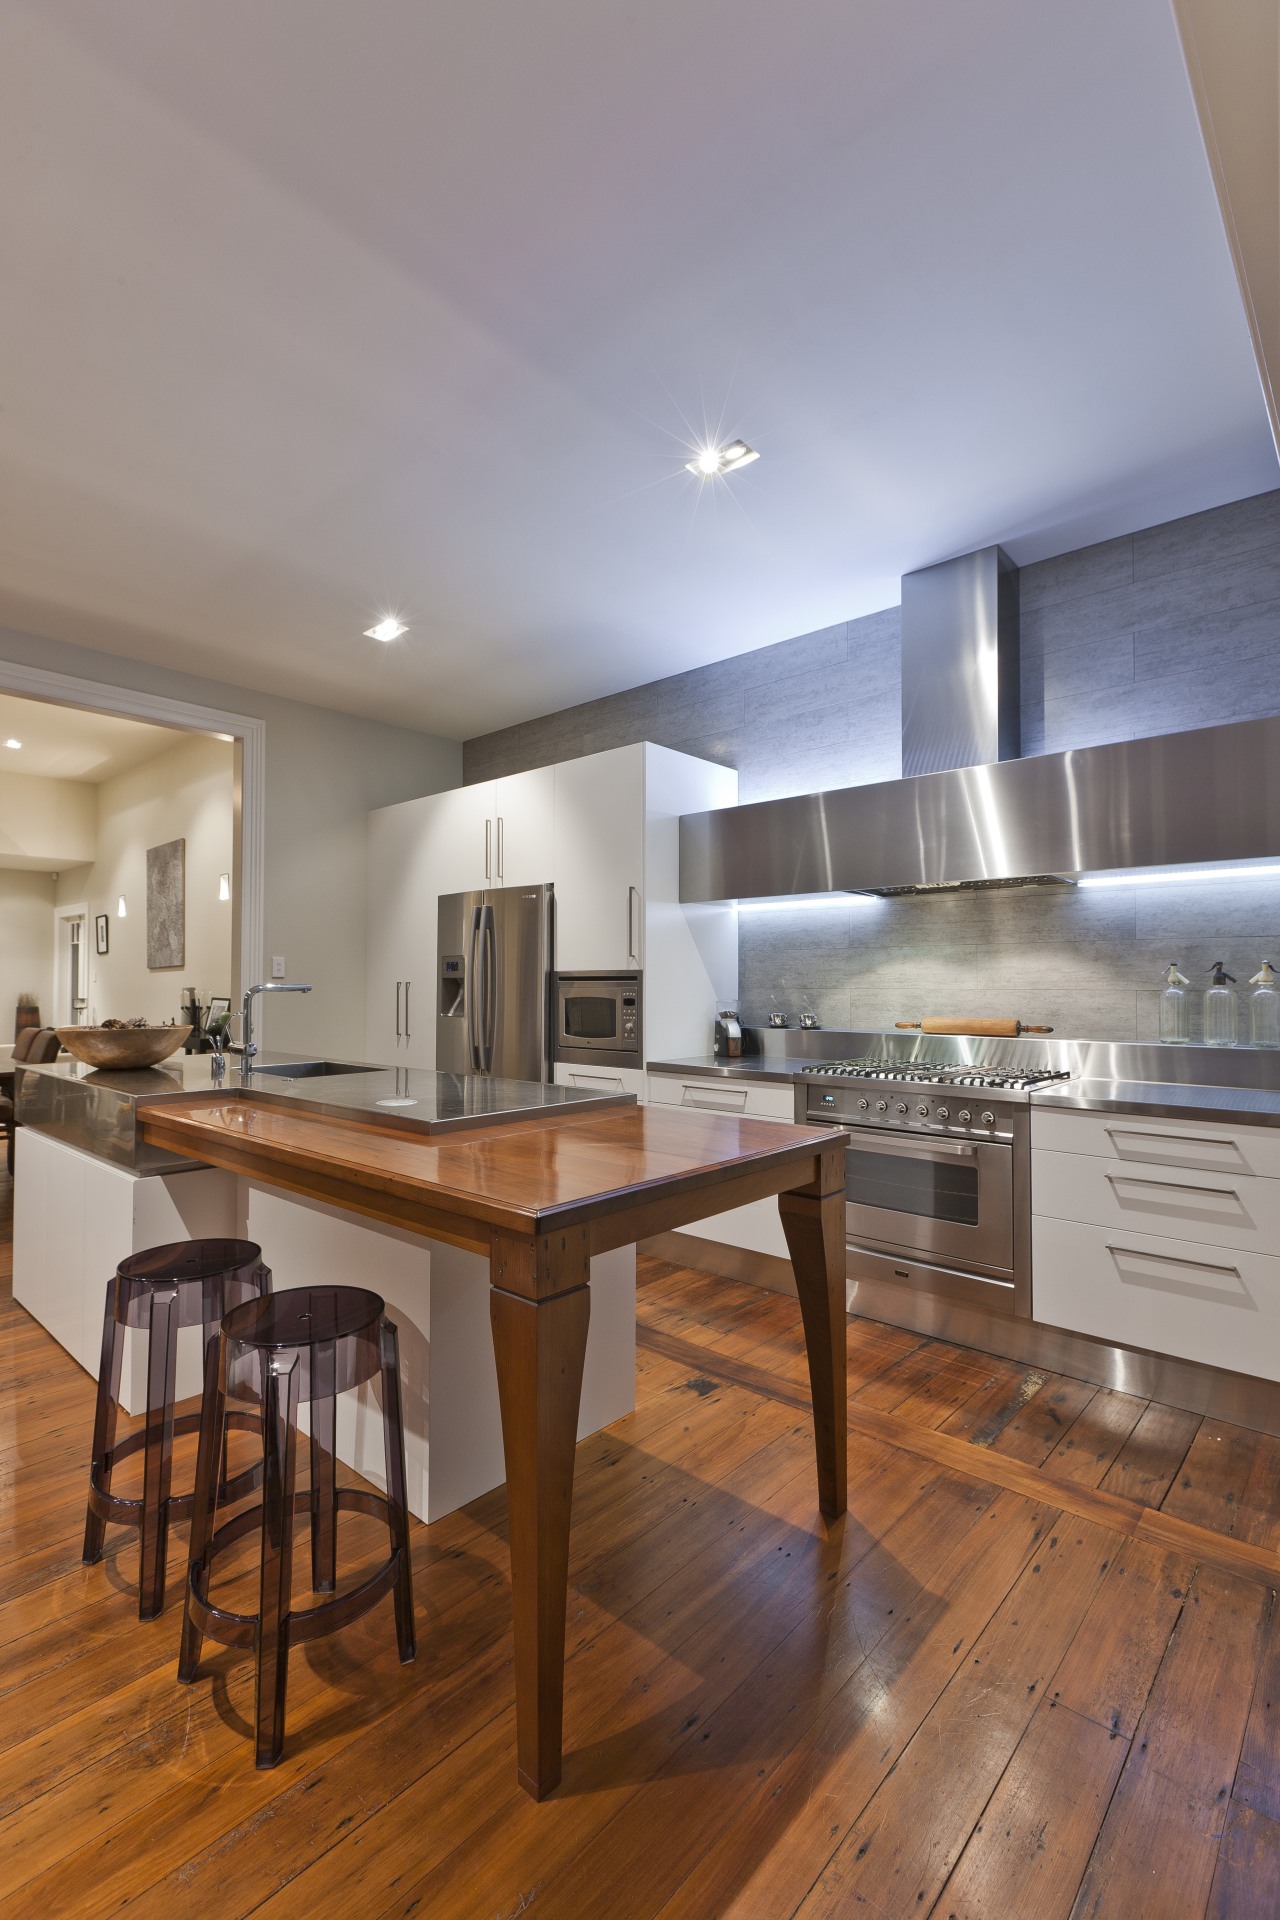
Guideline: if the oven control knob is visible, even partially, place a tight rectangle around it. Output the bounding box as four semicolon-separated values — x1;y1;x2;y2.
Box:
857;1097;869;1110
981;1110;995;1125
958;1108;971;1123
895;1101;908;1115
936;1106;949;1121
875;1099;888;1113
916;1103;929;1117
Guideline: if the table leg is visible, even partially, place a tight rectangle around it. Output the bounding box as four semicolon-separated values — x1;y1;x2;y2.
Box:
779;1153;848;1520
489;1228;591;1801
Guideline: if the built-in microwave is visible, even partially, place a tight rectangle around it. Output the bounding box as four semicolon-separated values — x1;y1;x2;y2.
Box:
553;972;642;1070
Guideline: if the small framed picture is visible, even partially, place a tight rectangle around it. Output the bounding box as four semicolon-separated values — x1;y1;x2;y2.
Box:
94;913;109;956
206;996;230;1023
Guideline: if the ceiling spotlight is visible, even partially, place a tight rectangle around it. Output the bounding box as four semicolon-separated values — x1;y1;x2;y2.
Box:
685;439;759;479
3;739;21;750
365;616;407;643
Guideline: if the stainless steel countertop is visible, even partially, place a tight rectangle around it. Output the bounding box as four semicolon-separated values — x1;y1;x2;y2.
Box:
647;1053;1280;1128
16;1051;635;1172
1028;1078;1280;1129
646;1055;808;1086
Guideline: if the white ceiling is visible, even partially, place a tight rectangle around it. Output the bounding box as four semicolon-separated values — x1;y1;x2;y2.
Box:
0;692;192;782
0;0;1275;741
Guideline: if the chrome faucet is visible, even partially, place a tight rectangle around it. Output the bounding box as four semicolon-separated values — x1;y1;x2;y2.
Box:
229;981;312;1065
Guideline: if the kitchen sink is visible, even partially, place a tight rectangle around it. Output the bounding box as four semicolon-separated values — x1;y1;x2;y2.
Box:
243;1060;371;1079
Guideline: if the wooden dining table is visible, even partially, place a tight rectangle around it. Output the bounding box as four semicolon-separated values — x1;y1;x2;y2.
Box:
138;1093;848;1800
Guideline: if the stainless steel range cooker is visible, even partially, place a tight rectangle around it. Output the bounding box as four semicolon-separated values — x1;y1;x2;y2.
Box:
802;1055;1072;1317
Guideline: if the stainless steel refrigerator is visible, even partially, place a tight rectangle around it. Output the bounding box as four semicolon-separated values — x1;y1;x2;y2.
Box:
436;884;553;1080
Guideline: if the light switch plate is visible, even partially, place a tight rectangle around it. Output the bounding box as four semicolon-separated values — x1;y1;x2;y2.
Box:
271;955;286;980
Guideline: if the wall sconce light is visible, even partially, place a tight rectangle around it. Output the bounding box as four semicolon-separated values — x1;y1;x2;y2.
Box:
218;872;231;902
117;895;127;918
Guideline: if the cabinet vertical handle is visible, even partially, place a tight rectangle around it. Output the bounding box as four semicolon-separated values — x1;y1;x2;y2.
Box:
497;816;504;882
395;980;402;1040
485;817;492;883
404;978;411;1041
627;885;640;964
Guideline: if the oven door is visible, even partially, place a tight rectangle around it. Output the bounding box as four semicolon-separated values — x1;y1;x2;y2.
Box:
840;1126;1015;1278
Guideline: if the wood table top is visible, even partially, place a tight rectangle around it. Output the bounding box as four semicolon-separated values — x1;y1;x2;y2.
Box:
138;1096;845;1248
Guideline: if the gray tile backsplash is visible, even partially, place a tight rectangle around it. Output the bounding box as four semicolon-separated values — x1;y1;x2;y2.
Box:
465;490;1280;1043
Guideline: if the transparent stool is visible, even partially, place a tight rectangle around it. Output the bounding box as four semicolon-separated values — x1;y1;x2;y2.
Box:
178;1285;415;1767
82;1238;270;1619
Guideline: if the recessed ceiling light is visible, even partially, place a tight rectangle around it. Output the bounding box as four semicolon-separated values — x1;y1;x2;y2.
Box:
4;739;21;750
365;616;407;643
685;440;759;479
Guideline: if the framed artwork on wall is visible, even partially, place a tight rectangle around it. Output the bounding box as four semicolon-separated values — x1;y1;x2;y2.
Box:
94;913;109;956
146;838;185;969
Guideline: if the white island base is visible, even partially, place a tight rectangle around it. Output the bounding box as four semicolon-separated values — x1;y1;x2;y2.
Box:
14;1128;637;1524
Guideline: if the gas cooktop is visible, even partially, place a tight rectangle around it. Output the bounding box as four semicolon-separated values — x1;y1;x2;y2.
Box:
806;1056;1072;1092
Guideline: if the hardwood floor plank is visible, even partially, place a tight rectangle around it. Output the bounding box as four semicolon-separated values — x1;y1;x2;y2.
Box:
1069;1568;1271;1919
1161;1419;1263;1536
989;1374;1100;1467
1039;1388;1147;1487
1232;1581;1280;1827
793;1520;1117;1919
1048;1537;1193;1739
1206;1801;1280;1919
940;1360;1047;1446
1099;1402;1201;1508
656;1490;1061;1920
932;1701;1128;1920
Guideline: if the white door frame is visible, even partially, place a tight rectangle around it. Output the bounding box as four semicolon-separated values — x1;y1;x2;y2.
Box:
0;659;265;1002
53;900;89;1025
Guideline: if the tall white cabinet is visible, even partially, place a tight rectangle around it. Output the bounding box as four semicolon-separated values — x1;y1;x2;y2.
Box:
366;743;737;1076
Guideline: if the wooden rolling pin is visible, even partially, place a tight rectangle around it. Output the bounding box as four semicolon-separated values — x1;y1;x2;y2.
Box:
895;1017;1054;1037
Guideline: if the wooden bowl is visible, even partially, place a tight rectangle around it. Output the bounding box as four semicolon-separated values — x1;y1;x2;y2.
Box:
55;1025;193;1070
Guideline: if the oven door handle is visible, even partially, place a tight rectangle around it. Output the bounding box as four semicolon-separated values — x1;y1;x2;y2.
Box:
816;1125;980;1159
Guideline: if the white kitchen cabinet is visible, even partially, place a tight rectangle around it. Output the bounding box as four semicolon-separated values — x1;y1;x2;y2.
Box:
553;747;646;971
13;1128;239;1413
553;1062;646;1100
1031;1105;1280;1180
1032;1212;1280;1382
365;795;437;1068
493;767;555;888
1033;1144;1280;1258
368;741;738;1075
647;1071;798;1123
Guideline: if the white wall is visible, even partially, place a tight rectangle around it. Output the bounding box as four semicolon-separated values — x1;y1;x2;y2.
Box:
0;624;463;1057
56;733;234;1025
0;770;94;869
0;872;56;1037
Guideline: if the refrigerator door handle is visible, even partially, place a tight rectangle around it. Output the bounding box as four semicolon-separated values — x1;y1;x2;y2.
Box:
481;903;498;1072
467;906;484;1071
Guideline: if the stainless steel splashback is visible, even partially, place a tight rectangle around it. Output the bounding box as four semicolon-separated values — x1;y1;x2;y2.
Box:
741;1025;1280;1090
679;714;1280;901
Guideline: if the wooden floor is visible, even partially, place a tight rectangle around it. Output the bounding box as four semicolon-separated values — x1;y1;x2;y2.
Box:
1;1173;1279;1917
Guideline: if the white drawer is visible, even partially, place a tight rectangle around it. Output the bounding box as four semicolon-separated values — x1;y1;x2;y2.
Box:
1032;1105;1280;1180
1033;1146;1280;1256
646;1073;798;1123
554;1063;647;1099
1032;1214;1280;1381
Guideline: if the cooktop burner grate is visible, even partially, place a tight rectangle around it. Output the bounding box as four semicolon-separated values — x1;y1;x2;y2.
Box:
807;1057;1072;1091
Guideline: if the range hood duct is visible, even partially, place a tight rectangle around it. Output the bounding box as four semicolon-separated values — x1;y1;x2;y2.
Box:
900;545;1020;776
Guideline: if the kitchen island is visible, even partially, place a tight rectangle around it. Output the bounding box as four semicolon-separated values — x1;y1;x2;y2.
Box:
14;1052;847;1798
13;1055;641;1521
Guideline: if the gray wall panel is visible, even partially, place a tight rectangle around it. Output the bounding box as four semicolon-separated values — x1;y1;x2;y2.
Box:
465;489;1280;1042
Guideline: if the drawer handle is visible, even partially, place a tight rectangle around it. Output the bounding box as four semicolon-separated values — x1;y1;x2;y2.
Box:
681;1085;748;1112
1105;1242;1241;1278
1105;1173;1242;1202
1105;1126;1244;1160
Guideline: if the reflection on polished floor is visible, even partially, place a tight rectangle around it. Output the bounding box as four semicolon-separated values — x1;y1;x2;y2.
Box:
0;1170;1276;1917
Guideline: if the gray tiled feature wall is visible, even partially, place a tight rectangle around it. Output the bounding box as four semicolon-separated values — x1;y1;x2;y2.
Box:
464;490;1280;1042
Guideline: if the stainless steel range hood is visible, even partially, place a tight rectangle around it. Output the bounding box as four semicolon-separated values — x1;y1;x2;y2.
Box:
680;713;1280;900
679;540;1280;902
